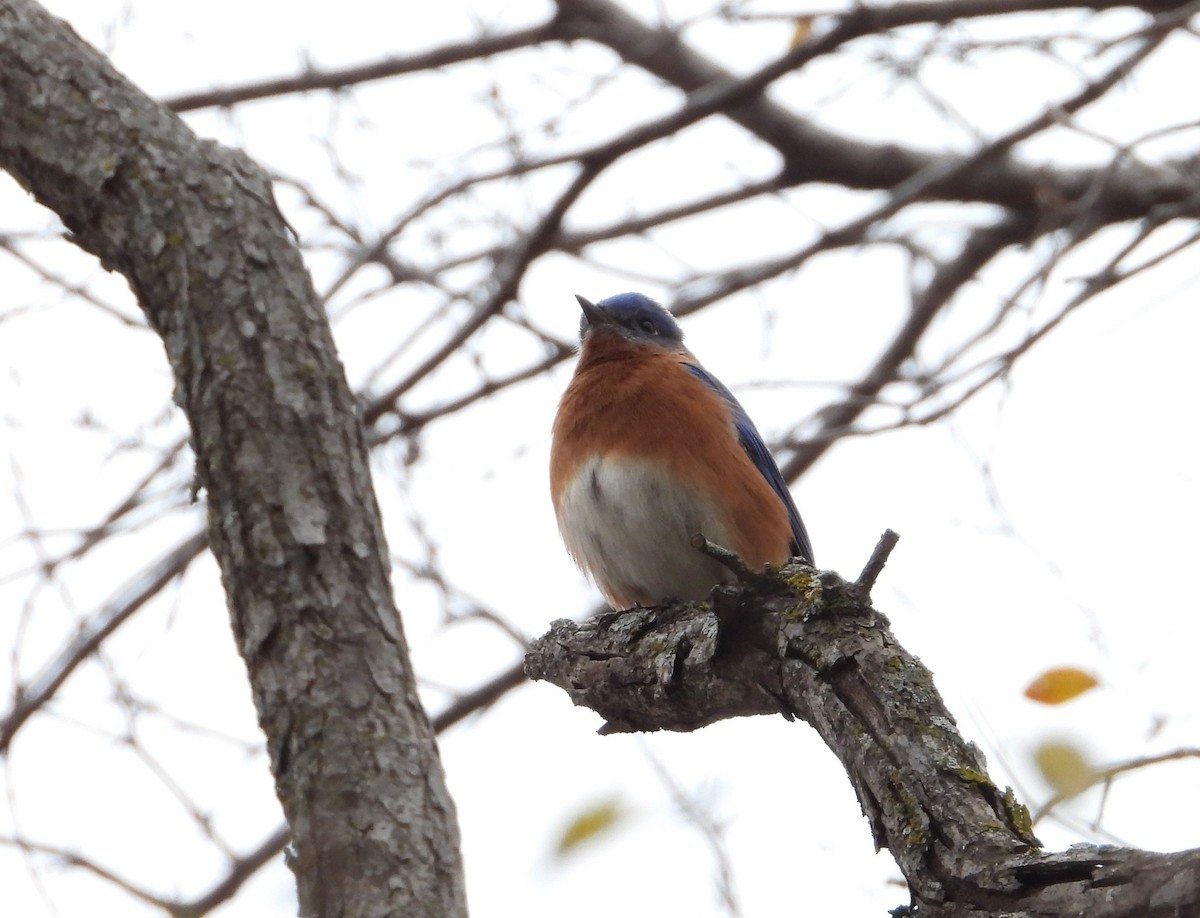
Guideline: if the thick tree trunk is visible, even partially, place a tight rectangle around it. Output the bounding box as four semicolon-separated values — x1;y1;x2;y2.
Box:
0;3;468;916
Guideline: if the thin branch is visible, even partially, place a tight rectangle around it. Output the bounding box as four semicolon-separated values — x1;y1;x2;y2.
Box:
0;835;174;911
363;157;610;424
158;0;1194;117
856;529;900;595
0;528;208;754
561;0;1200;220
905;208;1199;427
780;212;1036;482
164;19;564;112
727;0;1192;26
644;749;742;918
1031;747;1200;824
166;826;291;918
0;237;143;327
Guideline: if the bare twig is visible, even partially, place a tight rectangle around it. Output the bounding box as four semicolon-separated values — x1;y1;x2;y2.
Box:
856;529;900;595
0;528;208;753
692;534;759;584
164;20;562;112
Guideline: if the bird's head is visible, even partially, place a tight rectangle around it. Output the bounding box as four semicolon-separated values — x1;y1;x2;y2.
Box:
576;293;685;351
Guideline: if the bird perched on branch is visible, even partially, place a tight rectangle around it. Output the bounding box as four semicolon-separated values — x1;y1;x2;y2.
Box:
550;292;813;610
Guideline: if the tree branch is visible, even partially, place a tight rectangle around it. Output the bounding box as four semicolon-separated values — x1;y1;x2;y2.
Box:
164;19;564;112
558;0;1200;221
780;211;1035;480
0;528;208;754
526;564;1200;916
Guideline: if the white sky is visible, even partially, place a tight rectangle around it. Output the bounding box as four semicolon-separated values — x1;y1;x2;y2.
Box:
2;1;1199;916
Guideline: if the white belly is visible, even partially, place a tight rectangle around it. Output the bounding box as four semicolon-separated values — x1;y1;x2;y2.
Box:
555;456;734;607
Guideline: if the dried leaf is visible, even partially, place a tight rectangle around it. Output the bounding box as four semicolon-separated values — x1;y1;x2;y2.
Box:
1034;741;1094;797
1024;667;1099;705
554;798;625;858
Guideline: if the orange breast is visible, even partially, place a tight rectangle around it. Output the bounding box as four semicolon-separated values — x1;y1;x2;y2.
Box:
550;333;792;572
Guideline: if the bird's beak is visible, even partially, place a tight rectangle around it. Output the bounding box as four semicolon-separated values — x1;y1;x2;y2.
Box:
575;294;614;329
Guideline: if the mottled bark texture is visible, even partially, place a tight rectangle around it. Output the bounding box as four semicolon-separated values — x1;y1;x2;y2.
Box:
0;3;467;916
527;565;1200;917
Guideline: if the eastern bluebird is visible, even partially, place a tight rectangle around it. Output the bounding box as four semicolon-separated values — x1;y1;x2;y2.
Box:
550;292;814;610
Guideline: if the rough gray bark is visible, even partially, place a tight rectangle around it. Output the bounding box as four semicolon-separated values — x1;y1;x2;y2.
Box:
0;3;468;916
527;563;1200;917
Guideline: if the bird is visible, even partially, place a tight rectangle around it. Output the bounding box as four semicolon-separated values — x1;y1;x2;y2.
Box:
550;292;813;610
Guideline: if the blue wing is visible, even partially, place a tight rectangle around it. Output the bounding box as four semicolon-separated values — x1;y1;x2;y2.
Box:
685;363;814;564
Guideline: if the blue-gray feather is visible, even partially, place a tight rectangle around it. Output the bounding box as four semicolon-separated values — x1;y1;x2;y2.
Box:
580;292;684;346
684;363;814;564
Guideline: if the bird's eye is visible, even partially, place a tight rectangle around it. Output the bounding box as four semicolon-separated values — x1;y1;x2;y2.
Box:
638;319;657;335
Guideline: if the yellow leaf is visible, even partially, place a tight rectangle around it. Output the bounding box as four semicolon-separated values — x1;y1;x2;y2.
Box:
554;798;625;858
1034;741;1094;798
789;16;814;49
1024;667;1099;705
